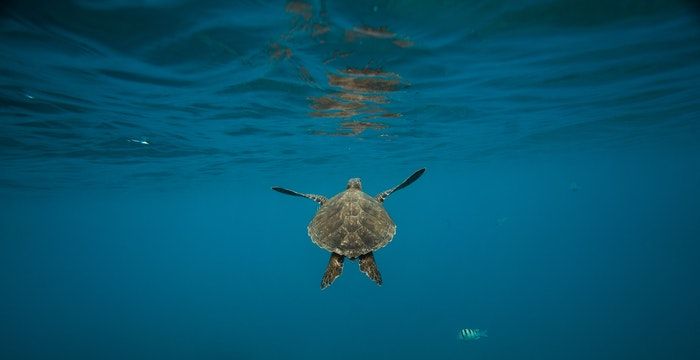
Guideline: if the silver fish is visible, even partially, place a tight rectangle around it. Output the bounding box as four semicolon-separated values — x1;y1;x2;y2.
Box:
128;139;149;145
458;328;487;341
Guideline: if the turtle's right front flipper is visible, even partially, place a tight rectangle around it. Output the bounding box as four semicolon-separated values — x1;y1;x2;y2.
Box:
272;187;327;205
375;168;426;203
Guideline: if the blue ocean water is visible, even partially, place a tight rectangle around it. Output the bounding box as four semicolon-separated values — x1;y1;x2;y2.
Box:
1;0;700;359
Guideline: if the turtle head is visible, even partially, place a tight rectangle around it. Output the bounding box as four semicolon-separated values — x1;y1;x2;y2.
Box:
346;178;362;190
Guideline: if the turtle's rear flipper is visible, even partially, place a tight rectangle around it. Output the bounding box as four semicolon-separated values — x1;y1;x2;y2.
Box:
321;253;344;289
359;252;382;286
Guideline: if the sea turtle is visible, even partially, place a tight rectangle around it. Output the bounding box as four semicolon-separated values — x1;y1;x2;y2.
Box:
272;168;425;289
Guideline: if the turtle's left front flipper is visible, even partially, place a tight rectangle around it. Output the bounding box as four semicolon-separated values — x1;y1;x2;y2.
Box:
376;168;426;203
359;252;382;286
272;187;327;205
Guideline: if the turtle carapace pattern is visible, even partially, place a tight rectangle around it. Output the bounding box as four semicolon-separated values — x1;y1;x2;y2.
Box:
272;168;425;289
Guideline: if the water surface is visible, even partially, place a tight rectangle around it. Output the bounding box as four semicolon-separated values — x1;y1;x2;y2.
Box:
1;1;699;359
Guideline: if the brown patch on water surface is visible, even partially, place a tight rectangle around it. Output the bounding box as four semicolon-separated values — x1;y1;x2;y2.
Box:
270;3;417;138
312;121;387;137
270;42;293;60
392;38;414;48
313;23;331;37
298;66;314;83
310;64;406;134
341;121;387;133
328;74;402;92
310;92;388;120
342;67;397;77
350;26;396;39
338;92;387;104
311;97;364;112
285;1;312;20
323;50;352;64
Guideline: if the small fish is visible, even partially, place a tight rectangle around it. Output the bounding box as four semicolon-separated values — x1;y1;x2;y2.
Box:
128;139;149;145
458;328;487;341
569;182;580;192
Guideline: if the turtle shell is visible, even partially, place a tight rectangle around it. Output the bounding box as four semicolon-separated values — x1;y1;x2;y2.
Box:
307;188;396;258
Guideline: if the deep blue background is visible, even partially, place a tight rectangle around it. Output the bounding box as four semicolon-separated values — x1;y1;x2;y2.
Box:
1;1;699;359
